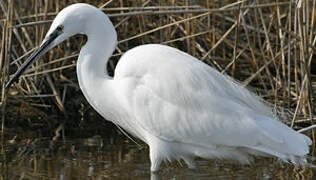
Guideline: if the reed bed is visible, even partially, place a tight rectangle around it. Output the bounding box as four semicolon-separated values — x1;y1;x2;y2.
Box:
0;0;315;142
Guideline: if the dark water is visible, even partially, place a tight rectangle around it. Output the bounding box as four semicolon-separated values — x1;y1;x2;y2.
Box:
1;135;315;180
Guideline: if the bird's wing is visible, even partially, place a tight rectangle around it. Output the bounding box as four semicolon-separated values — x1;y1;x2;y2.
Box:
115;44;309;154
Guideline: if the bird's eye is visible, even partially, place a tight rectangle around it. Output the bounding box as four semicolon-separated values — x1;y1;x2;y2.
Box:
56;25;64;32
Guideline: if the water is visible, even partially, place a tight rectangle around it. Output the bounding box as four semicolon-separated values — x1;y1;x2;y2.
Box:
1;135;315;179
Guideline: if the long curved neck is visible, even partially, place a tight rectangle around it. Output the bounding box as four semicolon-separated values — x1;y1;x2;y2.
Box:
78;35;115;79
76;20;118;120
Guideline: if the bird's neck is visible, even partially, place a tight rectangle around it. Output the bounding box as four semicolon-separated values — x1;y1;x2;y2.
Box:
78;35;115;79
76;28;118;120
77;15;117;81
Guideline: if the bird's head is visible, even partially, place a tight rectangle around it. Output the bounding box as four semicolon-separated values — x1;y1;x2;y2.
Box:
44;3;103;49
5;3;113;90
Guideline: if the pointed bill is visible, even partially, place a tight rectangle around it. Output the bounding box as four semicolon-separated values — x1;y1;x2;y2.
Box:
5;30;60;91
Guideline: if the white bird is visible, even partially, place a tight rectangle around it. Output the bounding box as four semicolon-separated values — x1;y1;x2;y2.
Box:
6;3;312;172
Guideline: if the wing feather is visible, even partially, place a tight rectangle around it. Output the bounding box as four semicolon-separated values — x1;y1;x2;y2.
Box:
114;44;309;155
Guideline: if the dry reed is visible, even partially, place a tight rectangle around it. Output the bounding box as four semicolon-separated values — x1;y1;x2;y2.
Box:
0;0;315;142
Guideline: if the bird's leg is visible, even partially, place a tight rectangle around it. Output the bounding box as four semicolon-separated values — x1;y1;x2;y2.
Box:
149;146;163;172
183;156;196;169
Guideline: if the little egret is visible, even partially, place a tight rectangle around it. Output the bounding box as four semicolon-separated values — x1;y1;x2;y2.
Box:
5;3;312;172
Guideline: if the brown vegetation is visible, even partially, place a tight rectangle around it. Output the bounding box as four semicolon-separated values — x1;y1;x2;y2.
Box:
0;1;315;141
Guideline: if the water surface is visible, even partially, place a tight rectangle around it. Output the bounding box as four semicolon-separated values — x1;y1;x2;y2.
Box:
1;135;315;179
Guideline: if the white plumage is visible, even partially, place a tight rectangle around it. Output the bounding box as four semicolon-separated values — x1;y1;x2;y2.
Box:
115;44;311;171
7;3;311;172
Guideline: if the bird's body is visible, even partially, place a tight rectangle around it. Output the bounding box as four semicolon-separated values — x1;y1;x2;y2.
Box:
6;3;311;172
110;44;311;171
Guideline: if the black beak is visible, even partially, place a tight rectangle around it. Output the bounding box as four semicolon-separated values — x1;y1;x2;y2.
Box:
5;30;60;91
